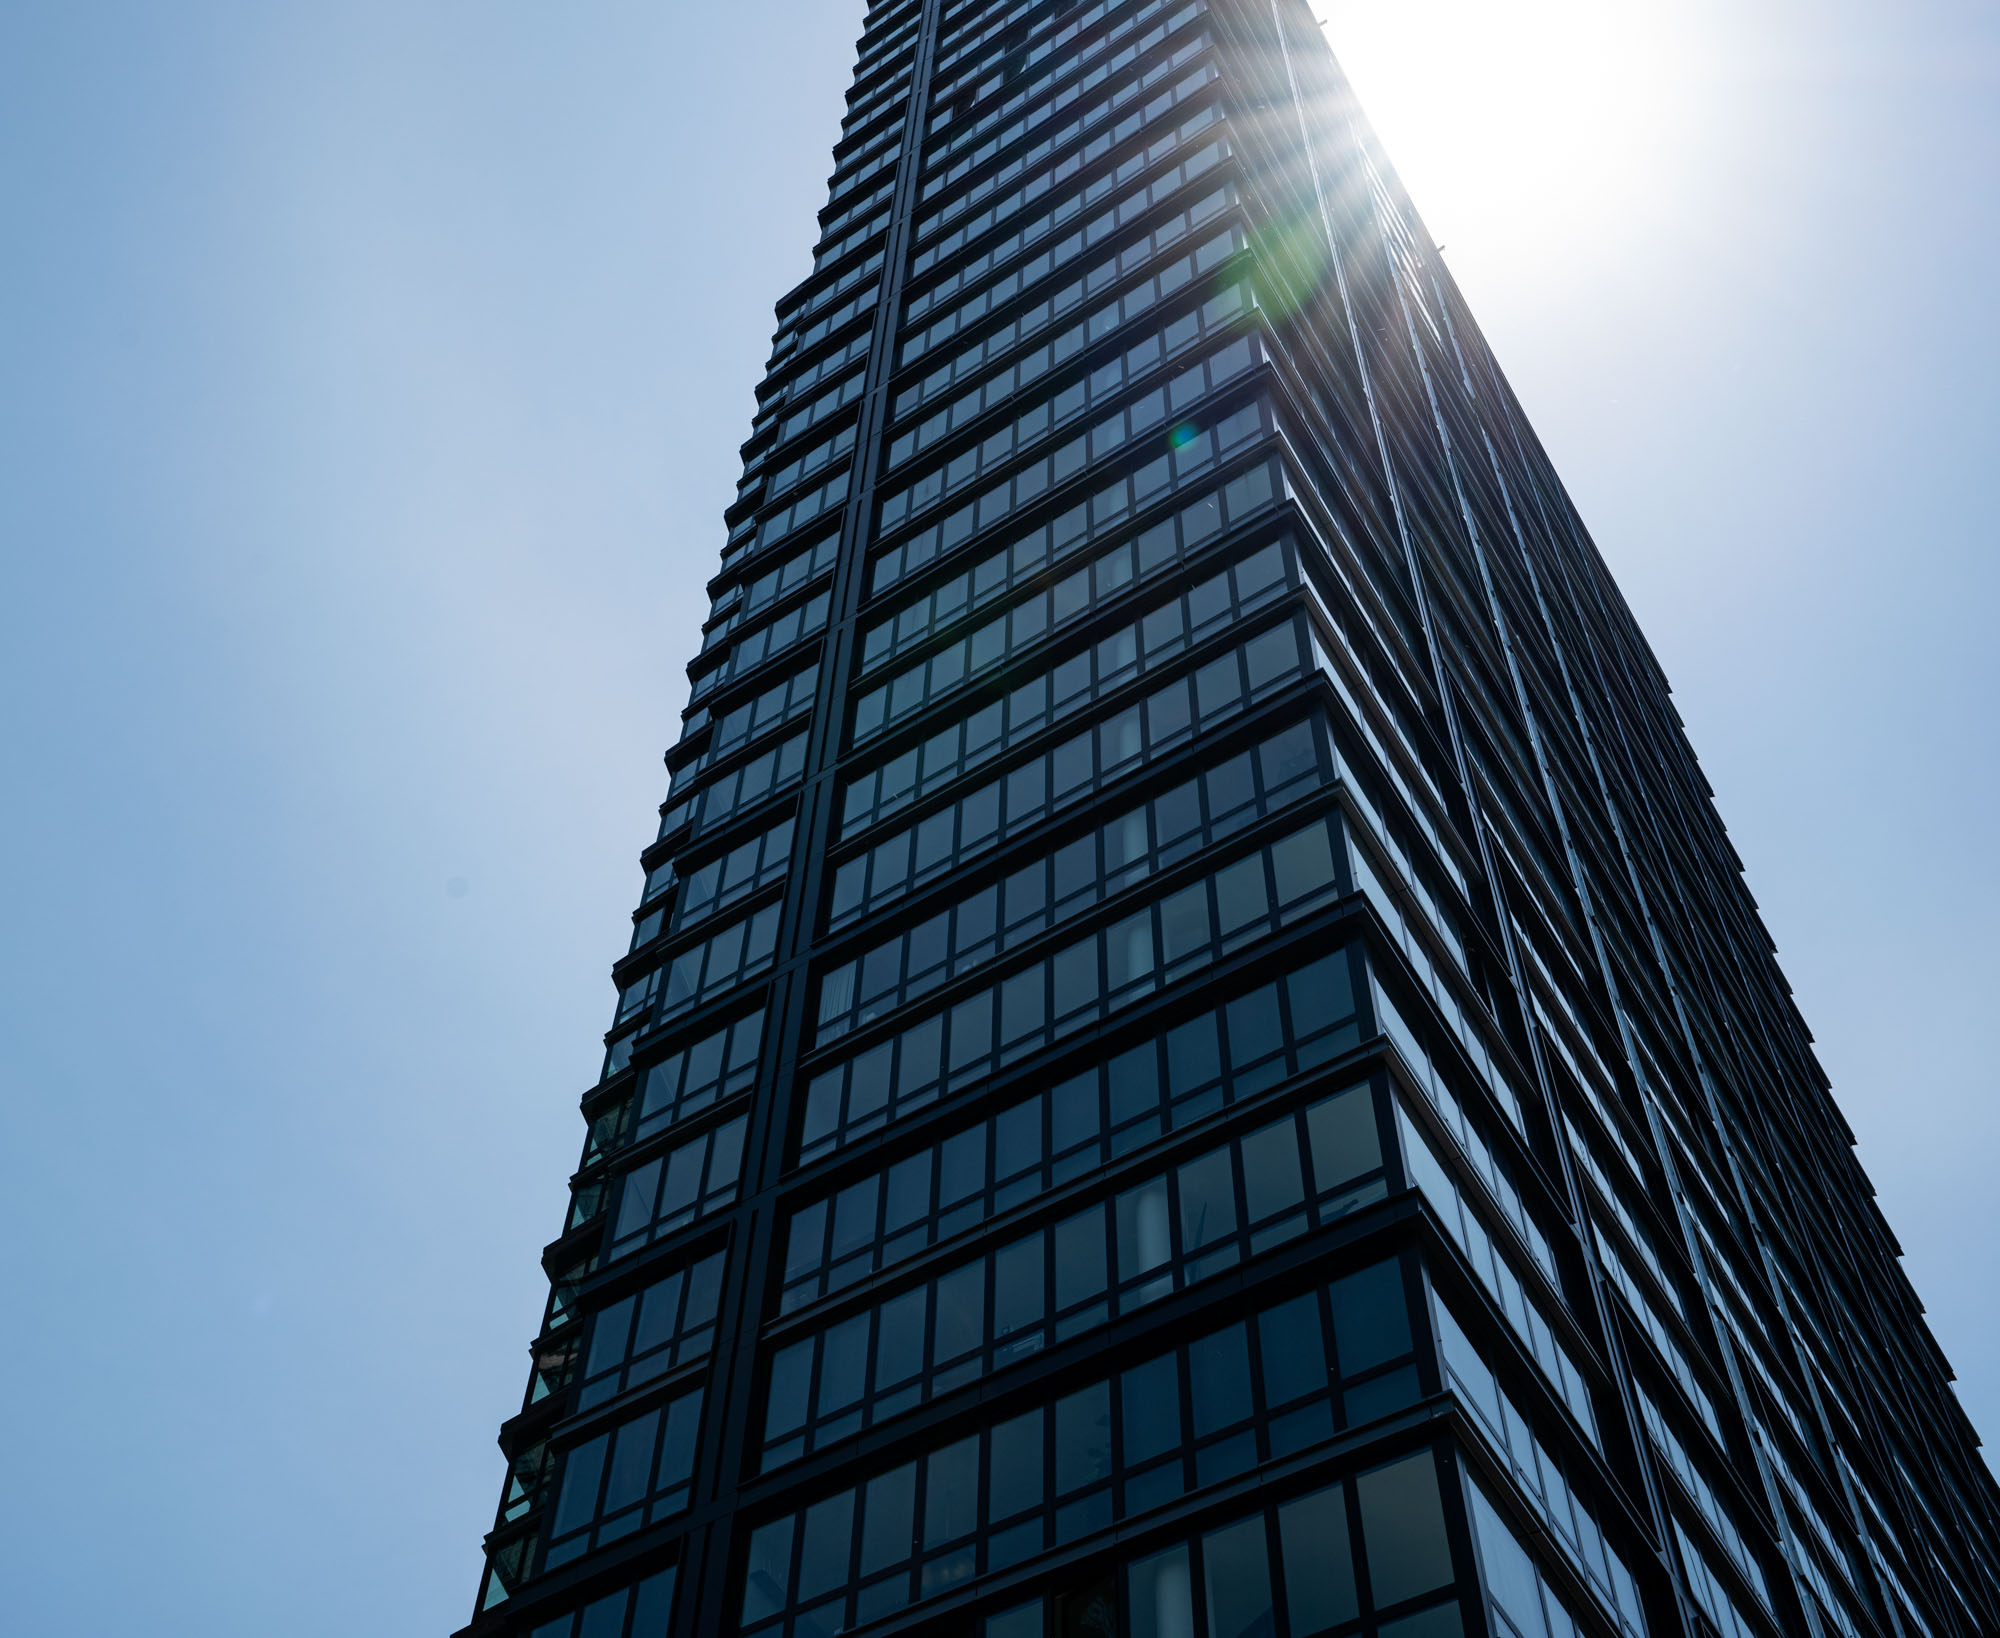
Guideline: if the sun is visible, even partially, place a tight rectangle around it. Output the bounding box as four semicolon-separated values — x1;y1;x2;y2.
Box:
1316;0;1681;269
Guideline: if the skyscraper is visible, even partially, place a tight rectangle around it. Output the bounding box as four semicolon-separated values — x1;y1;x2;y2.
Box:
457;2;2000;1635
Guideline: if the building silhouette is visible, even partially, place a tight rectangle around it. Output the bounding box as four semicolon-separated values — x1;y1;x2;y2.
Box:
458;2;2000;1635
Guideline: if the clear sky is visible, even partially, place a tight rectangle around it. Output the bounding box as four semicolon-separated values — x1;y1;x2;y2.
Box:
0;2;1993;1633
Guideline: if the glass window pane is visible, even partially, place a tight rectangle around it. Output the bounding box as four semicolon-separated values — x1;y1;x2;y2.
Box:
925;1437;979;1546
1468;1482;1543;1636
986;1600;1044;1638
1202;1515;1275;1638
1258;1292;1329;1406
603;1410;659;1512
1160;881;1212;963
1166;1014;1222;1094
875;1287;928;1390
796;1489;856;1602
1288;953;1356;1035
1055;1204;1109;1310
1271;823;1336;903
1055;1381;1113;1495
1225;983;1283;1064
553;1435;609;1537
632;1273;684;1355
1051;1071;1100;1152
1279;1482;1359;1633
614;1162;661;1241
741;1516;795;1624
1116;1177;1172;1280
1358;1453;1454;1608
1120;1352;1182;1466
630;1568;678;1638
1108;1049;1158;1134
819;1312;870;1411
1127;1544;1195;1638
988;1408;1044;1521
1241;1120;1305;1223
587;1296;637;1378
1188;1323;1253;1435
577;1590;628;1638
766;1339;813;1438
655;1392;698;1494
994;1233;1047;1346
1214;855;1267;936
1177;1149;1237;1252
933;1263;984;1364
859;1463;916;1577
1331;1259;1412;1377
1377;1604;1465;1638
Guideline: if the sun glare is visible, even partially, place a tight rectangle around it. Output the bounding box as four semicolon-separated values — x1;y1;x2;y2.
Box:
1318;0;1679;267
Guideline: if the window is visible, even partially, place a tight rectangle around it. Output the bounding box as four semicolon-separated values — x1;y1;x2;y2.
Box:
627;1008;765;1144
888;228;1244;477
690;592;830;703
658;729;808;845
884;325;1253;559
760;328;869;434
749;469;851;558
1357;1453;1456;1609
914;31;1216;255
841;475;1291;838
739;1430;1463;1638
865;443;1264;690
801;809;1345;1149
894;185;1239;436
673;817;796;935
763;424;857;507
774;364;866;446
1670;1517;1761;1638
817;776;1332;1041
1366;960;1517;1157
1400;1110;1596;1443
658;903;781;1020
829;712;1321;929
851;503;1279;745
760;1246;1413;1474
577;1249;727;1410
1636;1385;1771;1618
607;1116;748;1261
911;33;1221;279
1591;1218;1724;1443
784;946;1365;1306
525;1568;677;1638
875;353;1260;541
1466;1478;1597;1638
932;15;1196;177
629;906;665;953
544;1388;703;1568
702;663;819;768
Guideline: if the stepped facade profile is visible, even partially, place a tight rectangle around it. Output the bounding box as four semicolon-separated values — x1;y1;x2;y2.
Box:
458;4;2000;1636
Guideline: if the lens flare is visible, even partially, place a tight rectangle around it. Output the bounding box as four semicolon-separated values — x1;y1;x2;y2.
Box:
1318;0;1680;266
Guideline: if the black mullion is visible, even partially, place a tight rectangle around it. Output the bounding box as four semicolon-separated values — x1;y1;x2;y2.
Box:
694;1;953;1630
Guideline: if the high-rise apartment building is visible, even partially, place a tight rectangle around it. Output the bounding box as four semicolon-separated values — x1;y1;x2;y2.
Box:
456;3;2000;1636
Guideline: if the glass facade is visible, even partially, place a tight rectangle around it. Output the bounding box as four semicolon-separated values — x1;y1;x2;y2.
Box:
459;3;2000;1636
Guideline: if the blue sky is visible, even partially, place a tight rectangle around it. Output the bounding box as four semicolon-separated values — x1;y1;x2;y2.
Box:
0;2;1994;1632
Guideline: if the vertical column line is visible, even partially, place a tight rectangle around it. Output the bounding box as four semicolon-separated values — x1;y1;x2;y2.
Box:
1490;361;1942;1634
686;4;948;1632
1467;330;1836;1638
1262;8;1703;1633
1378;208;1707;1638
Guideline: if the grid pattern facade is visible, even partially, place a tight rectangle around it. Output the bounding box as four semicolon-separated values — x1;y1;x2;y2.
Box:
458;4;2000;1637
